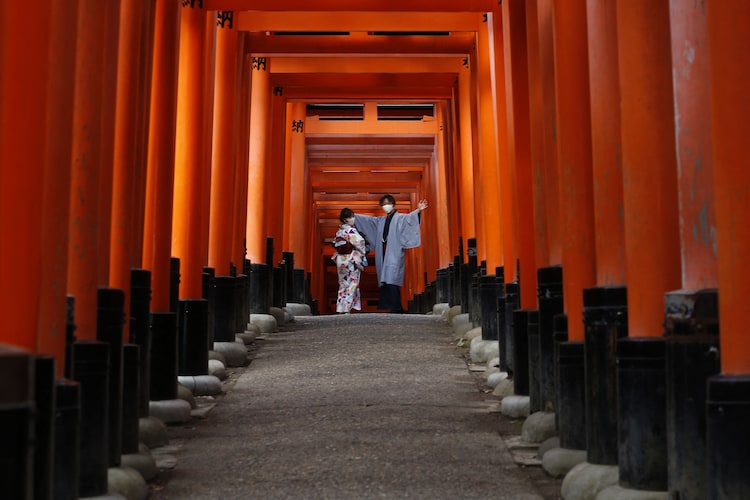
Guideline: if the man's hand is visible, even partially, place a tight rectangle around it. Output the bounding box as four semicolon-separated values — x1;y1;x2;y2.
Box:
418;199;429;212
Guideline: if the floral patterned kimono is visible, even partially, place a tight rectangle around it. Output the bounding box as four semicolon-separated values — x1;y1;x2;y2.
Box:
331;223;368;313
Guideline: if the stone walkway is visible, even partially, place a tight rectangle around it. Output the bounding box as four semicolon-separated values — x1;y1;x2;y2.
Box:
148;313;561;499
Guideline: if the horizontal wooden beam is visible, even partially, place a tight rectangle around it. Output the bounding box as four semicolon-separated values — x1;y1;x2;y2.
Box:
207;1;495;14
244;32;474;57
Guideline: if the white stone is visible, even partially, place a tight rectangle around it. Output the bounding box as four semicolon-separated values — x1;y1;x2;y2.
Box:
469;335;499;363
487;356;500;369
542;447;587;479
138;416;168;448
493;378;515;398
285;302;312;316
148;399;192;424
208;359;227;380
249;313;278;333
177;383;195;408
447;305;463;323
236;332;256;345
208;350;226;364
121;450;158;481
466;326;483;342
595;485;669;500
501;395;530;418
212;341;249;367
453;322;474;342
486;371;508;388
433;302;450;317
107;465;148;500
245;322;261;334
562;462;619;500
452;312;471;329
269;306;286;325
522;411;557;444
177;375;222;396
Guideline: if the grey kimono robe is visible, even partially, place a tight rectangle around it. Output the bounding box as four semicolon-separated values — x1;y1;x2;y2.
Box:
354;210;421;287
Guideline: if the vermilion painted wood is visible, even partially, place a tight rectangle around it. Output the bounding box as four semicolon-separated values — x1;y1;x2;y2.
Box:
173;4;211;299
0;1;52;350
587;0;626;287
502;0;538;307
246;58;273;264
552;0;596;342
96;0;122;286
67;0;111;341
489;9;517;278
233;52;251;271
38;1;78;373
208;0;497;13
670;0;718;290
111;0;152;333
617;0;681;337
143;0;181;312
209;22;242;276
707;1;750;373
286;102;309;268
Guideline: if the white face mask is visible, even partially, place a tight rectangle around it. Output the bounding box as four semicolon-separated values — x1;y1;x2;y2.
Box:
382;204;394;214
345;217;355;225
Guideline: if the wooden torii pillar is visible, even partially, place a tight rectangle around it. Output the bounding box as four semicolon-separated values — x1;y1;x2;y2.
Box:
173;2;213;300
143;0;181;313
501;0;537;308
551;0;596;343
246;56;273;264
209;12;243;276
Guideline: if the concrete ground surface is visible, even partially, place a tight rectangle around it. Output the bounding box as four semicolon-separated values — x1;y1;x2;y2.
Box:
148;313;562;499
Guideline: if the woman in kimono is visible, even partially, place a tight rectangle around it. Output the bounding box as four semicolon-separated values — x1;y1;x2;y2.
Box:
354;195;429;313
331;208;368;314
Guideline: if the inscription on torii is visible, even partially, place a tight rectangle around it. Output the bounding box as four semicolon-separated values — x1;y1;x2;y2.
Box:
217;11;234;29
291;120;304;133
253;57;267;71
182;0;202;8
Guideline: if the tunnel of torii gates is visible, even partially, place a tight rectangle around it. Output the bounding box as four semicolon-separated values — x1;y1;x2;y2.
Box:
1;0;750;495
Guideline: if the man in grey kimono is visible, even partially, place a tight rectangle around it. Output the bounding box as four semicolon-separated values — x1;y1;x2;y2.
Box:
354;195;429;313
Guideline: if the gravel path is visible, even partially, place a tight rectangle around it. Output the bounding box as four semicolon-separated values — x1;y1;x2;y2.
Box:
148;313;560;499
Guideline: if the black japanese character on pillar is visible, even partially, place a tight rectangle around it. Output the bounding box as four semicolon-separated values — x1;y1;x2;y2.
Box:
274;87;284;96
252;57;267;71
217;11;234;29
182;0;203;8
291;120;304;133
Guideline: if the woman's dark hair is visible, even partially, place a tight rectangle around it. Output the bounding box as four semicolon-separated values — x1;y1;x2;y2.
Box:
339;207;354;223
379;194;396;205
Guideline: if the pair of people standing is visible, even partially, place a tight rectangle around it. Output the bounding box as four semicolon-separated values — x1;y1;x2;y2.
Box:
332;195;429;314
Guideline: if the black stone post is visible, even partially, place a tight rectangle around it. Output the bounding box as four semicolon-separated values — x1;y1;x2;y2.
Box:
96;287;125;467
617;337;667;491
583;285;627;465
449;262;458;306
537;265;564;412
130;269;152;417
238;274;250;332
436;268;449;304
557;340;586;450
0;345;33;499
512;309;533;396
293;268;306;303
527;308;542;413
34;355;56;500
202;267;215;345
665;289;719;499
249;263;271;314
283;251;295;304
272;265;284;309
503;281;520;374
149;312;178;401
54;379;80;500
460;262;470;314
212;276;237;343
265;237;274;268
65;295;77;379
552;314;569;419
72;340;110;497
495;267;506;366
706;374;750;499
169;257;180;314
467;238;478;325
121;344;140;455
178;299;209;376
479;275;499;340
